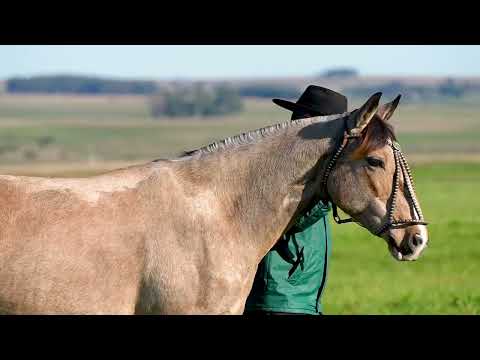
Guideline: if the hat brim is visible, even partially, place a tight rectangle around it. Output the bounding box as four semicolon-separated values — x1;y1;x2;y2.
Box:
272;98;326;115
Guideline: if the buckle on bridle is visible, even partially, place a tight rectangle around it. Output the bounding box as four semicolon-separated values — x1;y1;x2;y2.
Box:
332;203;353;224
391;141;402;151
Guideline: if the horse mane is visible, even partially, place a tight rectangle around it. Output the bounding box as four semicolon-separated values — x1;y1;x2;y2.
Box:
178;112;349;158
351;115;397;160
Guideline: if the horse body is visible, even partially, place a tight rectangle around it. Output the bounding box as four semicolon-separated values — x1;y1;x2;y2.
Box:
0;148;314;314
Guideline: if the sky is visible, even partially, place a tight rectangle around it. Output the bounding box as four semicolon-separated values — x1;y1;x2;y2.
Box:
0;45;479;80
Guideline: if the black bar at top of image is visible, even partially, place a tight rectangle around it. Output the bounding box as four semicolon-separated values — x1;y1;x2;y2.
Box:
1;7;479;45
1;27;480;45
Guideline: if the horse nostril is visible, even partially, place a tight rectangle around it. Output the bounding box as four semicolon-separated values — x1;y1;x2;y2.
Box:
407;234;423;254
413;234;424;247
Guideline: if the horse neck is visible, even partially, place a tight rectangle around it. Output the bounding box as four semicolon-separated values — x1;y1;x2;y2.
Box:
193;115;346;258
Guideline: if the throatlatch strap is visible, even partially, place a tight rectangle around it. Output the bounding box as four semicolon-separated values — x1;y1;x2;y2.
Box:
332;203;353;224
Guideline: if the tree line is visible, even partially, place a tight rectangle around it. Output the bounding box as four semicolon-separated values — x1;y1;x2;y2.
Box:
7;75;157;95
5;75;480;118
6;76;245;117
343;78;474;103
5;75;302;100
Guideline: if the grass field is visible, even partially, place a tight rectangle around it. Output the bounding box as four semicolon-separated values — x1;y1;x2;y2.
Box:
0;94;478;314
325;163;480;314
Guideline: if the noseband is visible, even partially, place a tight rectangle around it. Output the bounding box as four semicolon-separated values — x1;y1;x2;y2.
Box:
320;123;428;237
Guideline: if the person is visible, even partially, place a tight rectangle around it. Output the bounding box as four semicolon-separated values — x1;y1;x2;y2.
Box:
244;85;348;315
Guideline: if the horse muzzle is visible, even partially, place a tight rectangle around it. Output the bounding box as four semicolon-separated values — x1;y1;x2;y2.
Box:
387;225;429;261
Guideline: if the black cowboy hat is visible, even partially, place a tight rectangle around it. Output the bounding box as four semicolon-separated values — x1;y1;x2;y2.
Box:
273;85;347;116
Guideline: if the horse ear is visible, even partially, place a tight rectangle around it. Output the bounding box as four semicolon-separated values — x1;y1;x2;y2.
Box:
377;94;401;121
350;92;382;136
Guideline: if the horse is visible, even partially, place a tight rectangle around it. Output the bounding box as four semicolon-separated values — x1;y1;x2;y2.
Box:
0;92;428;314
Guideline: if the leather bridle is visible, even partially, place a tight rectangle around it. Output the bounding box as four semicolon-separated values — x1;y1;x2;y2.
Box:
320;120;428;237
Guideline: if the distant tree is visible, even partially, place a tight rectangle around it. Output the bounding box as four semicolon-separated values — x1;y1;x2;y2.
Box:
211;83;244;115
320;68;359;78
150;83;244;118
438;78;465;98
192;82;216;115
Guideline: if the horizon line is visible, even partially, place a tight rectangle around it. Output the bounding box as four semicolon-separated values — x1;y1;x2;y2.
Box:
3;72;480;82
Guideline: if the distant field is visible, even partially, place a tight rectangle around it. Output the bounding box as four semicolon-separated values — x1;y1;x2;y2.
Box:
0;94;479;169
0;95;287;165
0;94;151;122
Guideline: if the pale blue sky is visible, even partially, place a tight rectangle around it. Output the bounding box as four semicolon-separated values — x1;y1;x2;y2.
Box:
0;45;478;80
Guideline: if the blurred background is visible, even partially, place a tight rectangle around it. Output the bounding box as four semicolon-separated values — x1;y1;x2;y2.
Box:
0;45;478;314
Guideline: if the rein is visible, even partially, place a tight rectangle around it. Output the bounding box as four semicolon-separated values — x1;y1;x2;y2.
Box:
320;120;428;237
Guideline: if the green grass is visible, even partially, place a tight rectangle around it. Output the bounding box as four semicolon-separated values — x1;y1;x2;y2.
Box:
323;163;480;314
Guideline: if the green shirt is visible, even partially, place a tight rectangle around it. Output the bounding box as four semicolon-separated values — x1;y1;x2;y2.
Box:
245;200;332;315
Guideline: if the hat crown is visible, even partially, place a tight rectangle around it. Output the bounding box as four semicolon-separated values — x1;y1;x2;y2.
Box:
295;85;347;115
272;85;347;116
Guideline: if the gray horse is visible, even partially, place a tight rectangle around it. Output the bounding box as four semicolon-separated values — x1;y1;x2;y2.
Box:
0;93;428;314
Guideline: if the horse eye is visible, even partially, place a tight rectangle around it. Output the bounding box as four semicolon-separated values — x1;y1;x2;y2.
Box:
366;157;384;168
